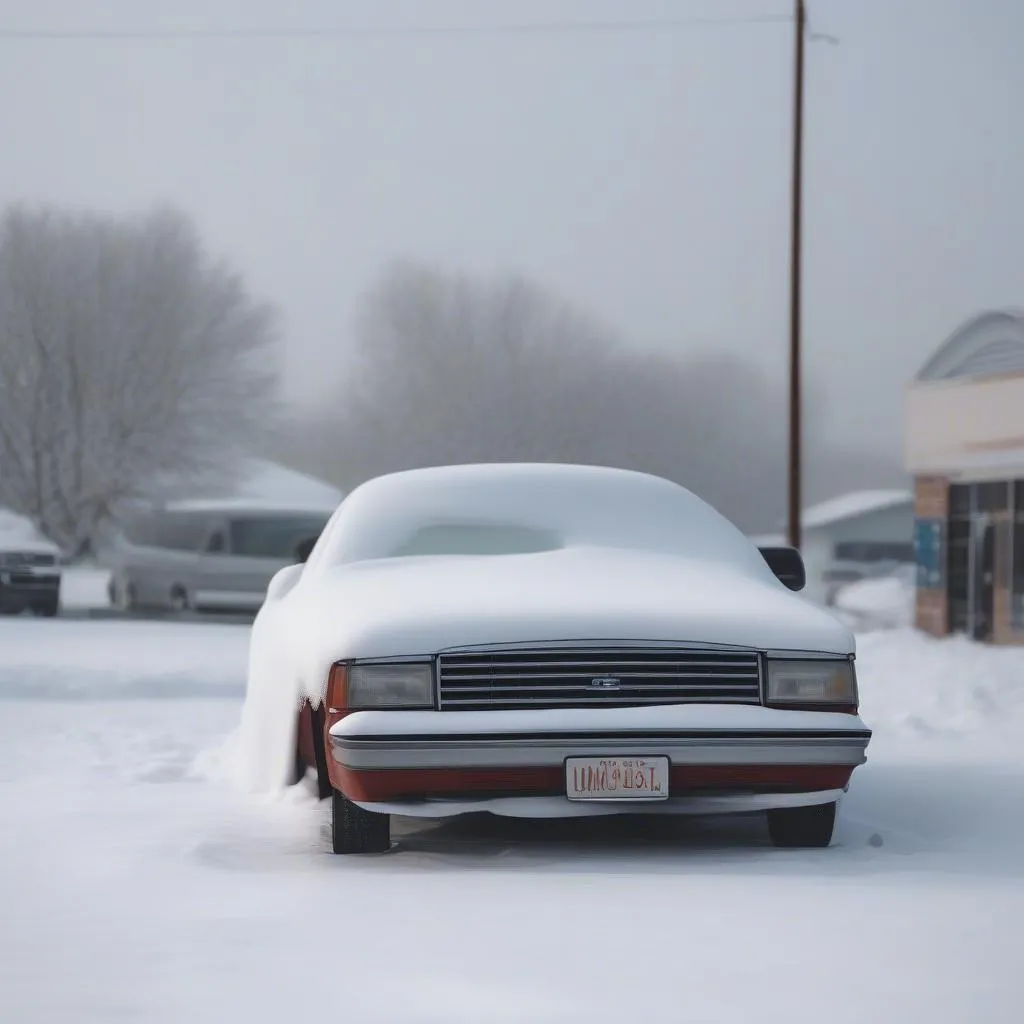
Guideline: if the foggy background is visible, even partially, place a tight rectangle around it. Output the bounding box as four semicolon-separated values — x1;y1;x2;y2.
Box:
1;0;1021;535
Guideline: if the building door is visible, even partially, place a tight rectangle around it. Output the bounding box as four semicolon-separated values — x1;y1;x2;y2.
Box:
947;485;971;633
948;482;1007;640
972;518;996;641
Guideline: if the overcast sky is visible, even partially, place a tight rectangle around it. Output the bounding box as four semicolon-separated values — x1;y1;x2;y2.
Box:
1;0;1021;459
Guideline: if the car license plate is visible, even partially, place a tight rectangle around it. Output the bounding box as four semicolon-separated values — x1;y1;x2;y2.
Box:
566;756;670;801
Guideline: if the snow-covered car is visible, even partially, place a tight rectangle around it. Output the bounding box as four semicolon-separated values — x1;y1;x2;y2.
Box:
239;464;872;854
0;511;62;617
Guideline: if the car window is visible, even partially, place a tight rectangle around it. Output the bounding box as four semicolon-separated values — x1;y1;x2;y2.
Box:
206;527;227;553
228;515;330;559
388;523;563;558
152;513;208;552
123;512;205;551
121;514;158;547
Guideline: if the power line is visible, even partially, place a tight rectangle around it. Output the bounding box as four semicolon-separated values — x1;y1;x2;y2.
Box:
0;14;791;42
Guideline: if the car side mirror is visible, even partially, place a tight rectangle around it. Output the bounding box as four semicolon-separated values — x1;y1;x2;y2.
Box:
293;536;316;564
759;546;806;592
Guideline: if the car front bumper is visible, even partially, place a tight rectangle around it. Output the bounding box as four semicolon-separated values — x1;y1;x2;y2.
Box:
328;705;871;817
0;573;60;610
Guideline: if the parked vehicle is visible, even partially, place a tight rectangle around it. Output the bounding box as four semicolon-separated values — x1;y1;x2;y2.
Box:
103;502;331;614
822;543;916;605
241;463;872;855
0;519;62;617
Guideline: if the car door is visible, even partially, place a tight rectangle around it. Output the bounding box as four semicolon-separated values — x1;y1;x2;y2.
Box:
224;515;301;610
191;516;243;611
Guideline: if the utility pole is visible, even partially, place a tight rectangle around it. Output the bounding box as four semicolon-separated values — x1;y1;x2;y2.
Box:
787;0;806;551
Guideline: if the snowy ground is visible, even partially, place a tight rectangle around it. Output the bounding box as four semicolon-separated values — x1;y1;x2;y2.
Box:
1;616;1022;1023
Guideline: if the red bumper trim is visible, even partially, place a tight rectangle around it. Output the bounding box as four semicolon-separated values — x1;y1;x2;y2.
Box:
332;764;855;803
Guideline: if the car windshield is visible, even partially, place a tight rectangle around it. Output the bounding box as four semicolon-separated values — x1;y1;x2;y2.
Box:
386;522;563;557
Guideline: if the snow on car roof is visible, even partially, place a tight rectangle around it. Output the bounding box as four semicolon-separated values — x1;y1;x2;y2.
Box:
315;463;767;571
0;508;60;554
155;459;342;515
160;498;335;516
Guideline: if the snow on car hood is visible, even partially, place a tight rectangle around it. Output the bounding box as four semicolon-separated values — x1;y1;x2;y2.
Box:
295;546;854;662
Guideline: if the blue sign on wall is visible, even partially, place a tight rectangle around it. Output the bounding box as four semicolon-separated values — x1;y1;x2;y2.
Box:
914;517;944;590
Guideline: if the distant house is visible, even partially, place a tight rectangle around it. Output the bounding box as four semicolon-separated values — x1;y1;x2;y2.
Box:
752;489;915;604
142;457;344;513
905;308;1024;642
219;458;343;512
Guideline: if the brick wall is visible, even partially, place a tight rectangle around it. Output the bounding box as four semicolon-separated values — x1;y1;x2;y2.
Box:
914;475;949;519
914;475;949;636
915;588;948;637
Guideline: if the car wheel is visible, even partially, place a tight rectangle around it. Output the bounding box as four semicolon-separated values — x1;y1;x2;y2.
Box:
111;576;138;612
331;789;391;855
766;801;837;848
168;585;190;613
34;597;59;618
303;702;334;800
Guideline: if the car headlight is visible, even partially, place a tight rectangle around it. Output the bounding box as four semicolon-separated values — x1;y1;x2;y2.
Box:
766;658;857;705
346;663;435;710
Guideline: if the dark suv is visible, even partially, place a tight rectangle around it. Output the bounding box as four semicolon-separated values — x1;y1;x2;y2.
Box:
0;546;61;616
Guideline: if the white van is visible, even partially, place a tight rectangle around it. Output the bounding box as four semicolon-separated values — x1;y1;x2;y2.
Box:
103;501;332;614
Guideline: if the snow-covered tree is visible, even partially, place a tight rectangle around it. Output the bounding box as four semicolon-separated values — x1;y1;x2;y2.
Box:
288;261;788;530
0;204;280;552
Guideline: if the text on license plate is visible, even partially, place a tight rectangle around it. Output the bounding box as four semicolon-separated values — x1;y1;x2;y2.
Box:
565;756;670;801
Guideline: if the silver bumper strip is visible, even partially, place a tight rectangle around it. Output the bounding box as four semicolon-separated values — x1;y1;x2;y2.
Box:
354;789;848;818
330;731;871;771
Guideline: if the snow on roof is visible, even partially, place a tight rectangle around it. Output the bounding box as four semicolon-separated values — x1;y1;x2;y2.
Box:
801;489;913;531
164;459;343;514
231;458;343;510
915;308;1024;383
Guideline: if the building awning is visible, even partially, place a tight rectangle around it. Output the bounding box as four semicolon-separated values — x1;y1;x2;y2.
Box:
914;447;1024;482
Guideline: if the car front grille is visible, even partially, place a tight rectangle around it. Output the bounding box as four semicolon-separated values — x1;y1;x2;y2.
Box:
437;646;762;711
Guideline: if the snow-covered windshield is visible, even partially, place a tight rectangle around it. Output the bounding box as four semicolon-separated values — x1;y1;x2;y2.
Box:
388;523;563;557
315;463;770;575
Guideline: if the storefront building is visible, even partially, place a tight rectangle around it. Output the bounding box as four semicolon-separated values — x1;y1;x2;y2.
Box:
905;309;1024;643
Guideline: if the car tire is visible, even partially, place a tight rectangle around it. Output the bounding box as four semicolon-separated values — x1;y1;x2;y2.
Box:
111;576;138;613
305;703;334;801
35;597;59;618
766;801;837;848
168;585;190;613
331;789;391;855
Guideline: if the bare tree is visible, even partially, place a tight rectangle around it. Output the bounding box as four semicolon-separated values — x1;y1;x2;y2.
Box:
0;204;280;552
290;260;827;532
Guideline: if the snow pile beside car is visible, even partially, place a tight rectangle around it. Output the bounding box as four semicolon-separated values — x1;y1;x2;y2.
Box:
833;571;915;631
856;627;1024;743
0;618;250;699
